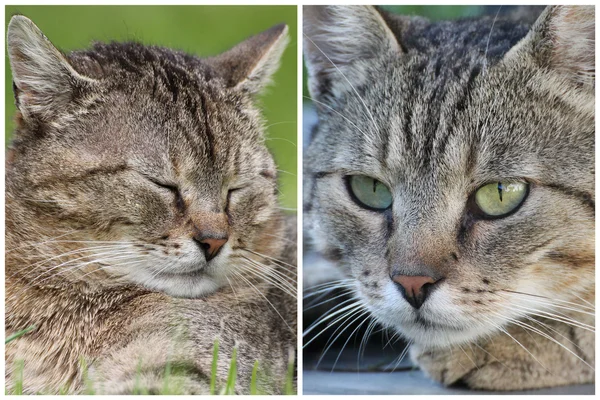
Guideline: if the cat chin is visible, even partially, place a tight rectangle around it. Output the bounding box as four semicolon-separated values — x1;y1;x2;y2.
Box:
135;273;224;298
125;266;225;298
391;320;492;349
151;276;223;298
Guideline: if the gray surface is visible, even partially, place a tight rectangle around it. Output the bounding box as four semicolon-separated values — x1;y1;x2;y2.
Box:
303;370;595;395
303;325;595;395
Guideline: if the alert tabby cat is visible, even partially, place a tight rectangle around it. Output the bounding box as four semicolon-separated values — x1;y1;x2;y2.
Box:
304;5;594;390
5;15;296;394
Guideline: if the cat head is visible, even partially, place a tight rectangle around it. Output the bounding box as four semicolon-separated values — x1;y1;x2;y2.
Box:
304;6;594;348
6;15;290;298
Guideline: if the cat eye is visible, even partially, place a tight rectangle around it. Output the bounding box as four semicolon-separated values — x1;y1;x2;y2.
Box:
474;181;529;218
226;188;240;206
149;179;184;211
347;175;393;211
225;187;245;212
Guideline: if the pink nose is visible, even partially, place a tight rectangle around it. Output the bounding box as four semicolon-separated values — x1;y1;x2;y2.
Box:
194;236;228;261
391;275;437;309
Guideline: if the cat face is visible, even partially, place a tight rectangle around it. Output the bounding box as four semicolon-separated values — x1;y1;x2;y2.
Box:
304;6;594;347
7;16;289;297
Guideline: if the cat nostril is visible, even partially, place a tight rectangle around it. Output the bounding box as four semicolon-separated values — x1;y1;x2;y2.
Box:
194;236;228;261
391;274;442;309
200;242;211;253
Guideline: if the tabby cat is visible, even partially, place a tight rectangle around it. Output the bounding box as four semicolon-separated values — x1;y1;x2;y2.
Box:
5;15;296;394
303;5;594;390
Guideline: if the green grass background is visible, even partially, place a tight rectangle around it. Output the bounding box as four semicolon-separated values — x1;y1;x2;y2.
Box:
5;5;297;210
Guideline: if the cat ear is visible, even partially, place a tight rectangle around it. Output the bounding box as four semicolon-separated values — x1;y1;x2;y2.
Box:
303;5;402;100
209;24;289;95
507;6;595;88
7;15;96;121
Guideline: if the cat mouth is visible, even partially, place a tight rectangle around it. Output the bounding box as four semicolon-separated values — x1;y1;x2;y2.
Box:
409;313;466;332
135;265;223;298
156;268;206;279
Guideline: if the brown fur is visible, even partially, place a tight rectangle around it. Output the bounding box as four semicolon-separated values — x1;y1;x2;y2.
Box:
5;15;296;394
303;5;594;391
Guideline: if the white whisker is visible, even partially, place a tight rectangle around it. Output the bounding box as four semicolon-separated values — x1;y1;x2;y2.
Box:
328;310;371;371
230;270;294;333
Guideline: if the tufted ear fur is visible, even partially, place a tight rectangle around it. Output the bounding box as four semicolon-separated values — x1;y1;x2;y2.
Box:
209;24;289;95
507;5;595;89
7;15;96;122
303;5;402;101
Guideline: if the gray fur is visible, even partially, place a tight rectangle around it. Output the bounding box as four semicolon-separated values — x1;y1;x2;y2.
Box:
5;15;296;393
304;5;594;390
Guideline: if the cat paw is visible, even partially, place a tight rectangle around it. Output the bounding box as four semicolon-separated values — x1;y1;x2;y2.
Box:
411;344;541;391
410;344;486;387
411;339;594;391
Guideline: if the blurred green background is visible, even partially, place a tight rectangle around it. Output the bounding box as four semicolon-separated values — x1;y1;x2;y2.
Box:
5;5;297;210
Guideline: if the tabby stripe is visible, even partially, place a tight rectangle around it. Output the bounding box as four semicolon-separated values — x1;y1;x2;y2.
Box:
303;178;316;213
403;100;413;152
199;92;216;162
233;141;242;177
526;236;559;254
184;95;211;161
30;164;130;189
162;67;179;103
150;64;159;99
313;172;332;179
546;183;594;214
177;100;204;163
304;172;330;212
437;65;482;159
380;123;391;170
544;251;594;269
422;83;444;166
568;326;588;364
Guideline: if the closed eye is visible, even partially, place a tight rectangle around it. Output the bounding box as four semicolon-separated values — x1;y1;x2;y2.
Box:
227;187;243;203
260;169;277;180
148;178;184;211
225;186;247;213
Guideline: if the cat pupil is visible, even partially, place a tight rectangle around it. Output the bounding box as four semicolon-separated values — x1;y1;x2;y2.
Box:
497;182;503;202
373;179;377;193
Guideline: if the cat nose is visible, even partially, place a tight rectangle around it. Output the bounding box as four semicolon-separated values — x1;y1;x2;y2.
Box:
391;274;440;309
193;234;228;261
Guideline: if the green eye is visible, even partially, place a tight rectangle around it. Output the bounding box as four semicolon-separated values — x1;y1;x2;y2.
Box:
348;175;393;210
474;181;529;217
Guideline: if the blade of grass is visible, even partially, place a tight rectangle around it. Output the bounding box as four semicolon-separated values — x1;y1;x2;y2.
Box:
6;326;36;344
133;358;143;395
284;350;295;395
210;339;219;395
58;381;70;395
13;359;24;395
79;357;95;395
224;348;237;395
250;360;259;395
161;361;172;395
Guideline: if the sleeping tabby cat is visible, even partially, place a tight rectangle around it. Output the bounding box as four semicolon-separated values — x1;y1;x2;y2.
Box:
303;5;594;390
5;15;296;394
